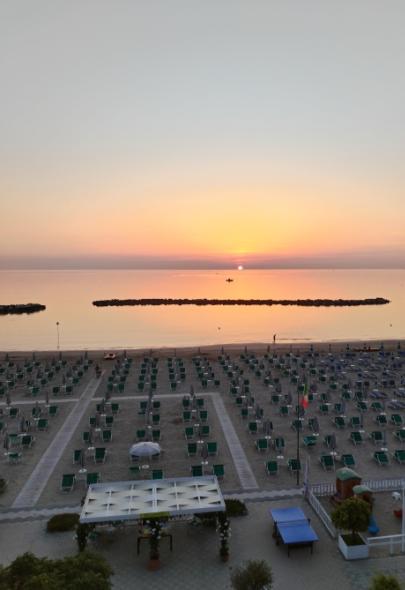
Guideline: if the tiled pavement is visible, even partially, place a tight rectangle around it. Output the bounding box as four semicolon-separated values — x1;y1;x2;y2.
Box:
1;499;405;590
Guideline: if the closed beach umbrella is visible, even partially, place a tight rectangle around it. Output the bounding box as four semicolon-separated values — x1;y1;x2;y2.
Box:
129;442;161;457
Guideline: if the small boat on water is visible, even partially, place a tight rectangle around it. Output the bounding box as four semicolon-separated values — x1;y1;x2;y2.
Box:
225;278;234;282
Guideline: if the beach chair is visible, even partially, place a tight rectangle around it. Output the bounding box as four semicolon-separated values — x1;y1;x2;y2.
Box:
371;401;384;412
191;465;203;477
207;442;218;456
139;400;148;414
350;431;364;445
200;425;210;437
334;403;343;414
279;405;289;417
303;435;317;448
341;390;352;401
376;414;388;426
324;434;337;449
9;407;19;418
308;417;319;433
212;464;225;479
334;416;346;429
182;411;192;422
320;454;335;471
94;447;106;463
37;418;48;431
255;438;268;452
111;403;120;414
105;415;114;427
265;460;278;476
52;385;60;395
86;472;100;486
61;473;75;492
291;419;303;432
274;437;285;453
152;429;161;442
184;427;194;440
248;422;258;435
82;431;91;444
129;465;140;478
394;430;405;443
240;407;249;419
89;415;97;427
199;410;208;423
319;404;329;415
187;442;198;457
271;394;280;405
102;429;112;443
152;414;160;426
374;451;389;466
21;434;34;449
370;431;384;445
136;429;146;441
357;401;368;412
341;454;356;468
287;458;301;474
393;449;405;464
350;416;362;428
391;414;403;427
48;405;59;417
73;449;83;465
182;397;191;408
152;469;164;480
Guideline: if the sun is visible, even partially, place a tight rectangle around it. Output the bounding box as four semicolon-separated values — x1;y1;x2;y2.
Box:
237;265;244;271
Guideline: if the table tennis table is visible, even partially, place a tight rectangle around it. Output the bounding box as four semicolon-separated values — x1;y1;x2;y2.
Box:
270;507;318;556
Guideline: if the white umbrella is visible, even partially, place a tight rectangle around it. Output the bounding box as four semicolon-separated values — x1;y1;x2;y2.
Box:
129;442;161;457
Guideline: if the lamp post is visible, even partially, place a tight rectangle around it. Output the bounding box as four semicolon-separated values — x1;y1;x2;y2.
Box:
296;385;300;486
56;322;60;351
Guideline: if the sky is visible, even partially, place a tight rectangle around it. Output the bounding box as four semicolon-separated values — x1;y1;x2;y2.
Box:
1;1;404;269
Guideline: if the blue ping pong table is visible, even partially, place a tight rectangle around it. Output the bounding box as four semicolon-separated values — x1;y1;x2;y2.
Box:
270;507;318;556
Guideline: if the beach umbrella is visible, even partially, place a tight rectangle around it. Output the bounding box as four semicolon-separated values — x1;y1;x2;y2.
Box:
129;442;161;458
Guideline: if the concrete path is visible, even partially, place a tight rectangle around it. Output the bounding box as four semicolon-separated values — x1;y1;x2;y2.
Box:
12;375;103;508
211;395;259;490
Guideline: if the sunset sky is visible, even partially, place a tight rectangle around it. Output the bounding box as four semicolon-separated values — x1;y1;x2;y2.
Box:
1;1;404;268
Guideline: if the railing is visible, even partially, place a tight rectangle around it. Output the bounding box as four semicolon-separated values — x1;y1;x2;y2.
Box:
367;533;405;555
306;487;337;538
363;478;405;492
309;482;336;496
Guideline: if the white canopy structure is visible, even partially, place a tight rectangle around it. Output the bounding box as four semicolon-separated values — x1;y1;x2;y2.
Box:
80;476;225;524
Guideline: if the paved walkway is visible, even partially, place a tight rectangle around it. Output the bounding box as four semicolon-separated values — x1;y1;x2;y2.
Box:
12;375;103;508
211;395;259;490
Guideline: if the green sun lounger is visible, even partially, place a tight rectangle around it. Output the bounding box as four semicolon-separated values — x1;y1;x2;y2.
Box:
391;414;403;427
191;465;203;477
102;429;112;443
94;447;106;463
374;451;389;466
265;460;278;476
370;431;384;445
61;473;75;492
152;469;164;480
393;449;405;464
350;431;364;445
212;464;225;479
287;458;301;473
184;427;194;440
341;453;356;467
86;472;100;486
320;454;335;471
394;430;405;442
303;435;317;448
207;442;218;456
255;438;269;452
73;449;83;464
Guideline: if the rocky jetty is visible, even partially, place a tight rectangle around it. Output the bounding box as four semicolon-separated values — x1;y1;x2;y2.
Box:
93;297;389;308
0;303;46;315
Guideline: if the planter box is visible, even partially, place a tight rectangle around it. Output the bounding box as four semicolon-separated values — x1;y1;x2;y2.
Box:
338;534;369;560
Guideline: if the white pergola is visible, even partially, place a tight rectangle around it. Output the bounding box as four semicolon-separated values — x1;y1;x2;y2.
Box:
80;476;225;524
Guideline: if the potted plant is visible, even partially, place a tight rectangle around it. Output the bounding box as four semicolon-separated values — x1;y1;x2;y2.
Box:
230;560;273;590
145;518;165;570
217;513;231;562
331;497;371;560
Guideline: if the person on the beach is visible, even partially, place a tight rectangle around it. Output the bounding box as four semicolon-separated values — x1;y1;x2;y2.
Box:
273;334;276;344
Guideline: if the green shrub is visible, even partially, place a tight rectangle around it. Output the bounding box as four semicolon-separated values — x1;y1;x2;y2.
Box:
331;497;371;544
225;499;248;517
231;560;273;590
46;513;80;533
370;573;402;590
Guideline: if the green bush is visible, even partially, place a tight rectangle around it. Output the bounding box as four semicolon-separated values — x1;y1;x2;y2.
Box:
230;560;273;590
225;499;248;517
46;513;80;533
331;497;371;544
370;573;402;590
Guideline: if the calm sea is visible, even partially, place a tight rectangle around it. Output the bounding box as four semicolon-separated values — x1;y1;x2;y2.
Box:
0;269;404;351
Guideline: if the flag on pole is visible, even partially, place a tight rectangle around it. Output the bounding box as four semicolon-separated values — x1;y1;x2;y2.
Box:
301;382;309;409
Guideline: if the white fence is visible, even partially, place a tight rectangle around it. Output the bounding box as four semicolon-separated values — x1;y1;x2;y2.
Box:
367;533;405;555
310;478;405;497
306;487;337;538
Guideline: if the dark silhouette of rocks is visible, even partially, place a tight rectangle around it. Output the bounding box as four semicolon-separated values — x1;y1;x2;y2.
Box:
0;303;46;315
93;297;389;308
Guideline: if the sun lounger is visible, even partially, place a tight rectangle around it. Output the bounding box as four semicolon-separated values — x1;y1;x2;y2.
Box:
303;435;317;448
393;449;405;464
374;451;389;466
182;411;192;422
391;414;403;427
187;442;197;457
357;401;368;412
341;453;356;467
255;438;268;452
207;442;218;456
308;417;319;433
102;429;112;443
287;458;301;474
320;454;335;471
73;449;83;464
350;416;361;428
324;434;337;449
152;469;163;479
136;429;146;441
350;431;364;445
191;465;203;477
370;431;384;445
105;415;114;427
37;418;48;431
319;404;329;415
94;447;106;463
200;425;210;437
248;421;258;435
291;419;303;432
265;460;278;475
394;430;405;443
334;416;346;429
274;437;285;453
199;410;208;423
376;414;388;426
21;435;34;449
371;401;384;412
212;464;225;479
86;472;100;485
61;473;75;492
